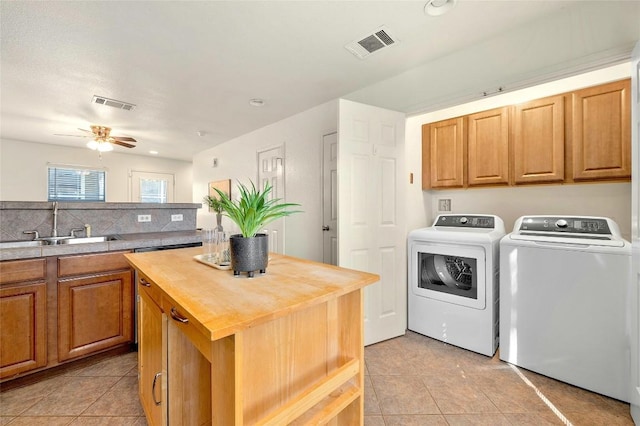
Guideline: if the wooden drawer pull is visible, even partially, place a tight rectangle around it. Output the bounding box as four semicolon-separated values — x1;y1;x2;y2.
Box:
170;307;189;323
139;278;151;287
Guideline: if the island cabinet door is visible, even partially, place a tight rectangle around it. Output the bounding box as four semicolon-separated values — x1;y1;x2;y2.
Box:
57;271;133;361
165;307;212;426
138;288;166;426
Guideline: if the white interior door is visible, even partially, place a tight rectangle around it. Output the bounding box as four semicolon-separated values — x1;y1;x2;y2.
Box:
338;99;406;346
322;132;338;265
257;145;285;254
630;40;640;424
130;171;174;203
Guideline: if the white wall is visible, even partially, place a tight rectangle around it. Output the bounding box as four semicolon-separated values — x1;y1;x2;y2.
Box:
0;139;193;202
192;100;338;262
405;63;633;239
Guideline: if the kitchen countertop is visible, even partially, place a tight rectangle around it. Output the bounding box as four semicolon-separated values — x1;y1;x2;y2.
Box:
0;230;202;261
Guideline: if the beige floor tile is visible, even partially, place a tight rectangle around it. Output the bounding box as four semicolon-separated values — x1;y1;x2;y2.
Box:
68;417;148;425
444;413;512;425
363;375;381;415
383;414;449;425
0;418;15;425
0;374;71;416
502;411;566;425
66;352;138;377
363;415;385;426
22;376;120;416
370;375;440;415
3;417;76;425
81;377;144;417
479;380;550;413
428;384;499;414
564;409;635;425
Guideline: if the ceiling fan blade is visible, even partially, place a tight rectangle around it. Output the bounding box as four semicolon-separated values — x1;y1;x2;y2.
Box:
77;128;93;133
54;134;90;138
112;140;136;148
112;136;137;143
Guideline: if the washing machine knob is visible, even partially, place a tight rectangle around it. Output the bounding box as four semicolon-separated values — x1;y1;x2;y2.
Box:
460;217;468;224
555;219;568;228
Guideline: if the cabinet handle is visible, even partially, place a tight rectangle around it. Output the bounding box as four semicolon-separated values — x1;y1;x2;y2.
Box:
152;372;162;406
170;307;189;324
139;278;151;287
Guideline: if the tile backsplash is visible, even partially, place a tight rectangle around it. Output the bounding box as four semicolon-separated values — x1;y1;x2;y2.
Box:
0;201;201;241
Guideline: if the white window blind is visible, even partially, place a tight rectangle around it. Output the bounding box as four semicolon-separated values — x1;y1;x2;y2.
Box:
48;166;106;202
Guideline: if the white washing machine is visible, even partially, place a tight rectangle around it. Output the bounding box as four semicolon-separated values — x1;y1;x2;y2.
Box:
500;215;632;402
408;214;505;356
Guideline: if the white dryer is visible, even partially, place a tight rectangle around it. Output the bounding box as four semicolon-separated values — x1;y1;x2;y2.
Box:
500;216;632;402
408;214;505;356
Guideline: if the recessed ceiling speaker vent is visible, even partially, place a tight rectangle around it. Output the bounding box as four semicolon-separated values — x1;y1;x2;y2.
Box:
92;95;136;111
345;26;399;59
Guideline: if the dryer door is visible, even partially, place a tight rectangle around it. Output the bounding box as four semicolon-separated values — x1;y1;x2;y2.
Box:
409;242;486;309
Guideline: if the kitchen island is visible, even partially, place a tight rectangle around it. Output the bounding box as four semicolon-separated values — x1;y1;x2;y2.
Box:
125;247;379;426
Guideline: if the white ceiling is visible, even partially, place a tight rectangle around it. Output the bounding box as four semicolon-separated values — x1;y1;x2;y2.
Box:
1;1;639;161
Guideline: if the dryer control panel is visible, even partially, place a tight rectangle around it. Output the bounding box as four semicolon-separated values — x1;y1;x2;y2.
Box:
518;216;612;235
434;215;495;229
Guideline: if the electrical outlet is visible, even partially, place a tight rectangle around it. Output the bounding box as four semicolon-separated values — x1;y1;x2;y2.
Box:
171;214;183;222
438;199;451;212
137;214;151;222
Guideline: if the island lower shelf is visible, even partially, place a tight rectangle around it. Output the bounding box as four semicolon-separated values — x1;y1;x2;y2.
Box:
127;248;379;426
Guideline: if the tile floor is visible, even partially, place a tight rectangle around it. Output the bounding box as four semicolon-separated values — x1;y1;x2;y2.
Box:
0;331;634;425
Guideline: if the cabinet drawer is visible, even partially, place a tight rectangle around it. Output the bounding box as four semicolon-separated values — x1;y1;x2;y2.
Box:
0;258;46;285
58;251;131;277
162;297;212;363
137;273;163;310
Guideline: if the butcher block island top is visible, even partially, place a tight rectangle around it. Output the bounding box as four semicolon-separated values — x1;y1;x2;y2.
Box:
125;246;379;426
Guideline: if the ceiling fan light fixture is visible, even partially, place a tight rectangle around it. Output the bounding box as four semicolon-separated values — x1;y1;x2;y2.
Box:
249;98;265;107
424;0;457;16
86;140;113;152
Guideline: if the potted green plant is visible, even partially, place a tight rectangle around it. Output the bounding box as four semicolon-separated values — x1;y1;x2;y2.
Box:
212;180;301;277
203;194;225;231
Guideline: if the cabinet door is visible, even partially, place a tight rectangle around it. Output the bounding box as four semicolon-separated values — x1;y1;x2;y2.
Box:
422;117;465;189
57;271;133;361
138;288;165;426
467;107;509;186
571;79;631;181
0;282;47;379
512;95;565;184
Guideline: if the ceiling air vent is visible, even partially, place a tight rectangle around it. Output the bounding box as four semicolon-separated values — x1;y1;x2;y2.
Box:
92;95;136;111
345;26;398;59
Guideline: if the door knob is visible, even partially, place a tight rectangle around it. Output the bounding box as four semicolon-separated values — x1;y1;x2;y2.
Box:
322;226;330;231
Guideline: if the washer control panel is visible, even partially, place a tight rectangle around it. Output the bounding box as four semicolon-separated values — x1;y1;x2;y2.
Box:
518;216;612;235
434;215;495;229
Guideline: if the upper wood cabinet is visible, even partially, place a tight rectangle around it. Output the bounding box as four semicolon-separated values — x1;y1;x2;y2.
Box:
512;95;565;184
422;117;465;189
421;79;631;190
571;79;631;181
467;107;509;186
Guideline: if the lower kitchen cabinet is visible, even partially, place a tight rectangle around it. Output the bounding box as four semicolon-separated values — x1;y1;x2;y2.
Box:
137;277;211;426
0;258;48;379
57;251;133;361
138;287;166;426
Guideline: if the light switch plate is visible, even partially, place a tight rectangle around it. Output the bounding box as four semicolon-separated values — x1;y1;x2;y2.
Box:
438;199;451;212
171;214;183;222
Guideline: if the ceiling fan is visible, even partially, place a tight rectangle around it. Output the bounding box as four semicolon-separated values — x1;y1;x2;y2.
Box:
55;125;137;152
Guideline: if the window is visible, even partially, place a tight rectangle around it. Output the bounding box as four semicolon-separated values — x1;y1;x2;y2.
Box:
139;178;168;203
48;166;106;202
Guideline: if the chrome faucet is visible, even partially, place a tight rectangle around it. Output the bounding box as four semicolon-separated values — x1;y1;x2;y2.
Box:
52;201;58;237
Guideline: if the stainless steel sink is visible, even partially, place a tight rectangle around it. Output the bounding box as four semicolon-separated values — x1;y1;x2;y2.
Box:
58;235;121;244
0;240;48;249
